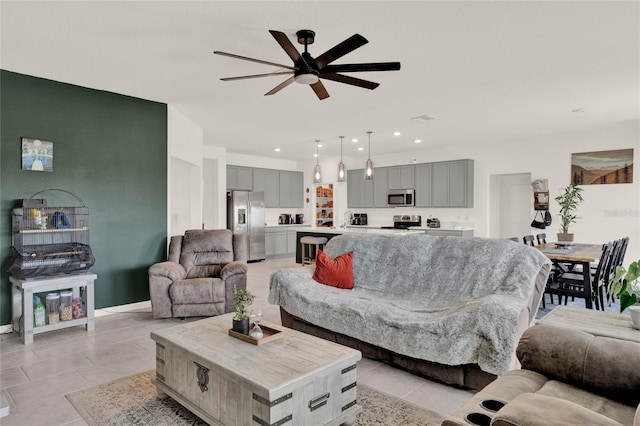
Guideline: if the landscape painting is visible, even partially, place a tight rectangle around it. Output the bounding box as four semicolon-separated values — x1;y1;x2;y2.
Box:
571;149;633;185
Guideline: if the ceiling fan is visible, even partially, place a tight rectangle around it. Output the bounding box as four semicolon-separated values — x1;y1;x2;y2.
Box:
214;29;401;100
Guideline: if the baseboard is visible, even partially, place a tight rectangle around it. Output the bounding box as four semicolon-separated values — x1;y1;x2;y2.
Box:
0;300;152;333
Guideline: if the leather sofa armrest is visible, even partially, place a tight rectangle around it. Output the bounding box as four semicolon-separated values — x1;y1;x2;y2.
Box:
492;393;623;426
221;261;248;280
149;261;186;281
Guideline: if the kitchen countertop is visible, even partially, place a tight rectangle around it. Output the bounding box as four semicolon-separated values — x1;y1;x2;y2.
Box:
345;226;475;232
295;227;425;236
265;224;310;228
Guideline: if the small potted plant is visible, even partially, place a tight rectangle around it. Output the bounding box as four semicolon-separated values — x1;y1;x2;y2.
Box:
232;285;255;335
608;259;640;329
554;184;584;242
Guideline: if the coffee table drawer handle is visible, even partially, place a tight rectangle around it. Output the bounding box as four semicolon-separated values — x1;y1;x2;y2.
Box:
194;361;210;393
309;392;330;411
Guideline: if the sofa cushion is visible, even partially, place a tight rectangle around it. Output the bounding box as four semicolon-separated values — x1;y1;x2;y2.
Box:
517;324;640;406
169;277;225;304
179;230;234;278
312;250;354;289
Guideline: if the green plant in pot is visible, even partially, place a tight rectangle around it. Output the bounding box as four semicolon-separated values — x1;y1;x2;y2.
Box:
554;184;583;242
608;259;640;329
232;285;255;335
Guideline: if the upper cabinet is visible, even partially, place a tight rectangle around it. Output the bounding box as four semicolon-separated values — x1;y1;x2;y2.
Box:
227;166;303;208
388;165;415;189
226;166;253;191
346;159;474;209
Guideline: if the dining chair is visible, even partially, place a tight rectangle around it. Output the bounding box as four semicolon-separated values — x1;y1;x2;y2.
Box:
550;243;613;310
536;233;547;245
522;235;535;246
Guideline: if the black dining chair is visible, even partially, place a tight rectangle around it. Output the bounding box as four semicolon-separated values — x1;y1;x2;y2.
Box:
550;242;613;310
522;235;535;246
536;233;547;245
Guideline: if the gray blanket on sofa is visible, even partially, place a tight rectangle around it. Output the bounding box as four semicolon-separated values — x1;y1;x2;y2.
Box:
268;234;551;375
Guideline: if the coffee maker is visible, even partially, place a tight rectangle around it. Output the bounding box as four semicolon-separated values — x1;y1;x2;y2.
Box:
295;214;304;224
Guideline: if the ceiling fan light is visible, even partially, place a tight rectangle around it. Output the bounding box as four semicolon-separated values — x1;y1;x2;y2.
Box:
294;73;319;85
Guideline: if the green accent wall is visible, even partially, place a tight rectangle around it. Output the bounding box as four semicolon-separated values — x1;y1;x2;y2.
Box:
0;70;167;326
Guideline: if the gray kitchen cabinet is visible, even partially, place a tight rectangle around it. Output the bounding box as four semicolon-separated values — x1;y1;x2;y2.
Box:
253;168;279;207
265;228;287;257
347;169;374;208
226;165;253;191
388;165;415;189
373;167;389;207
414;163;433;207
279;170;304;207
432;160;474;207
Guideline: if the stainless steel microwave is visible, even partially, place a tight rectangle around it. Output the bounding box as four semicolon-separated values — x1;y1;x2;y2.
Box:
387;189;415;207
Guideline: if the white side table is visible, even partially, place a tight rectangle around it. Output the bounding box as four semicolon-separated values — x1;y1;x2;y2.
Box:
10;273;96;344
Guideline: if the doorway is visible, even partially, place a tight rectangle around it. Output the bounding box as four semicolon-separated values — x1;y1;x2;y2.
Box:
489;173;532;240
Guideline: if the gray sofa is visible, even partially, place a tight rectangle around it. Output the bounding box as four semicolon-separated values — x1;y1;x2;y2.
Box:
269;234;551;390
149;229;248;319
444;324;640;426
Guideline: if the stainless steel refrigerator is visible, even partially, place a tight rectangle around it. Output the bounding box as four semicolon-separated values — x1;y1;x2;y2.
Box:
227;191;265;262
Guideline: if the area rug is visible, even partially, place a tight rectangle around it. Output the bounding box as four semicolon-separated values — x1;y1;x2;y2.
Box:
66;369;445;425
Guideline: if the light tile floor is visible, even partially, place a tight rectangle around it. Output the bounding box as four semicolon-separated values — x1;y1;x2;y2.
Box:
0;256;478;425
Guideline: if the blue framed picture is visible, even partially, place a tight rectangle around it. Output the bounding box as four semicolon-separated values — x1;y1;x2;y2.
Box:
21;137;53;172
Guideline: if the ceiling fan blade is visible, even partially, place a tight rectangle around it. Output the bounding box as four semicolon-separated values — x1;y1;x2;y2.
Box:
221;71;293;82
269;30;301;63
315;34;368;68
323;62;401;73
214;51;295;70
265;76;295;96
310;81;330;100
320;73;379;90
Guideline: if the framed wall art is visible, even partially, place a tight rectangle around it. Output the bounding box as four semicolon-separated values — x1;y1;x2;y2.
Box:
571;149;633;185
21;137;53;172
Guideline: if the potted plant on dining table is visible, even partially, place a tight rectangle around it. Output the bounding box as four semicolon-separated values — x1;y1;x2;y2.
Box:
554;184;584;243
608;259;640;329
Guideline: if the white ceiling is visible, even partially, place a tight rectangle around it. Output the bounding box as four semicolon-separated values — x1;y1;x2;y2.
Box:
1;1;638;161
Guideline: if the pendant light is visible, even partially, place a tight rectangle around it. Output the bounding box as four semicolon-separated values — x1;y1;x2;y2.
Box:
337;136;346;182
313;140;322;183
364;131;374;180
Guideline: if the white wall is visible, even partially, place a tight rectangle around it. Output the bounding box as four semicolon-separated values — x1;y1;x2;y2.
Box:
167;105;204;235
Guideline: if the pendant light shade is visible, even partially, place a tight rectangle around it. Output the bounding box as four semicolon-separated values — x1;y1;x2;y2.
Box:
313;140;322;184
337;136;346;182
364;131;374;180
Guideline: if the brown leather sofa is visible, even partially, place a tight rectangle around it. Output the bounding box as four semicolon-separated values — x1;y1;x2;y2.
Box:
148;229;248;319
443;324;640;426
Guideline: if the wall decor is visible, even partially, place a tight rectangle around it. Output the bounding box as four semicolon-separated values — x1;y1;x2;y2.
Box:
571;149;633;185
21;137;53;172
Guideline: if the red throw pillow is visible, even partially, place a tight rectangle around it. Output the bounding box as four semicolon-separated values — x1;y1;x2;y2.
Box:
312;251;354;289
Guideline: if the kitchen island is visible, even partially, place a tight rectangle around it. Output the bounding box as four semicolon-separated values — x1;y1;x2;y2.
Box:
294;227;424;263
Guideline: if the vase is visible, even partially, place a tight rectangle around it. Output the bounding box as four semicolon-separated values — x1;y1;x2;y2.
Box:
557;233;574;243
628;306;640;330
232;318;249;335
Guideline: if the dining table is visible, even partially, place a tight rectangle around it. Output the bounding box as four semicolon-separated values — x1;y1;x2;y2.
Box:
535;242;603;309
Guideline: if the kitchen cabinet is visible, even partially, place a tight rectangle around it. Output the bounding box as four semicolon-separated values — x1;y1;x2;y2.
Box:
279;170;304;208
414;163;433;207
432;160;474;207
373;167;389;207
388;165;414;189
265;228;287;257
347;169;374;208
252;168;279;207
226;166;253;191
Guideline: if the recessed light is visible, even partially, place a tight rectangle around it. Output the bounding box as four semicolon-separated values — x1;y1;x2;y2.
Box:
318;143;323;148
274;148;281;152
313;153;318;157
393;131;401;136
351;138;358;143
357;147;364;151
414;139;422;144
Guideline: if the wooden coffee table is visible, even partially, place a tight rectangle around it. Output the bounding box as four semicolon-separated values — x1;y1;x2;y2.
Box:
537;305;640;343
150;313;362;426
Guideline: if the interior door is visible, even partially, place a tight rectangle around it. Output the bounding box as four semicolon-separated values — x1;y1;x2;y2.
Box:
490;173;532;239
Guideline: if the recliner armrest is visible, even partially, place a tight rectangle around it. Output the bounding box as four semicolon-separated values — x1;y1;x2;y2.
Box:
492;393;623;426
221;261;248;280
149;261;186;281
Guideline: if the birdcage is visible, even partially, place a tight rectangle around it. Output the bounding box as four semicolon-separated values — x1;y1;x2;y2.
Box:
8;189;95;278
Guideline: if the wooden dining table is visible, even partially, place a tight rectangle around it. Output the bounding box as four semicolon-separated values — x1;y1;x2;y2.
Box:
535;242;603;309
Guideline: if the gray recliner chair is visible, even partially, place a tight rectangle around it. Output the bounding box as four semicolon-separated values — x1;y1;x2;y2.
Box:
148;229;248;319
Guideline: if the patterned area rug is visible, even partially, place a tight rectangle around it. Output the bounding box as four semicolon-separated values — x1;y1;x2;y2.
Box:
66;369;444;426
